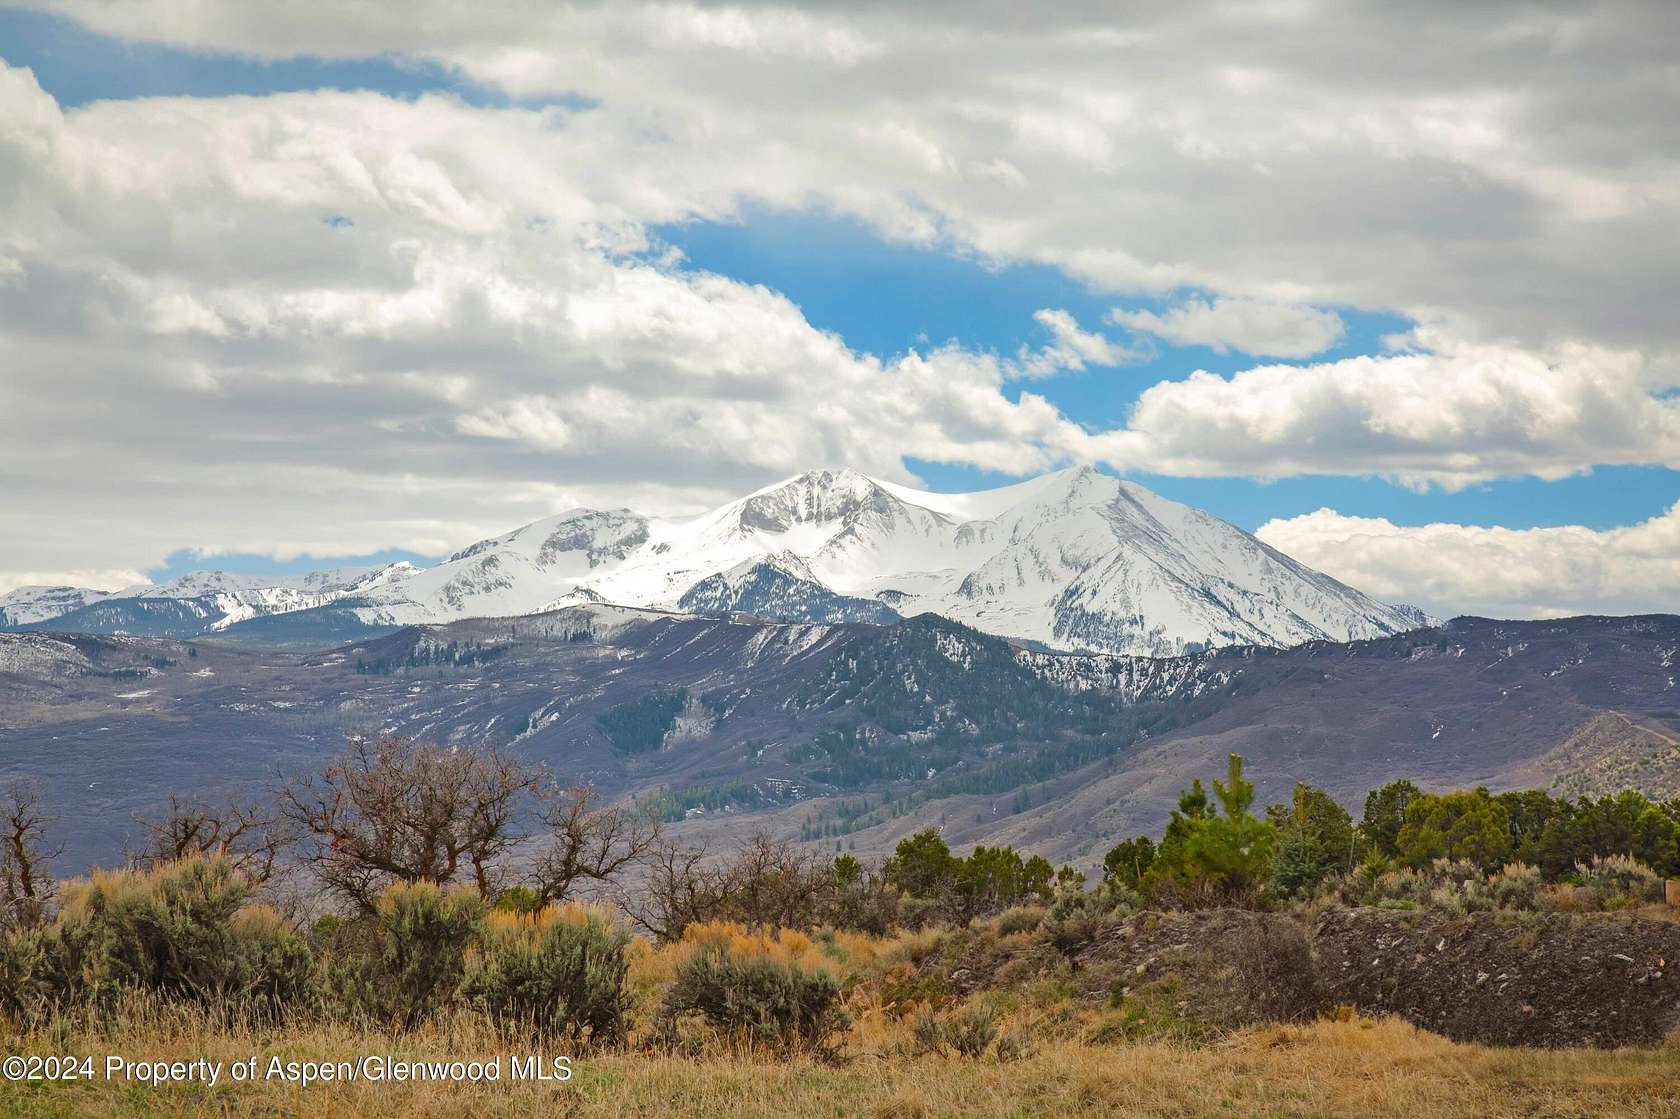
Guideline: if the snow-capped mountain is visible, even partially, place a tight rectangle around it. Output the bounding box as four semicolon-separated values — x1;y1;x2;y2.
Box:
0;585;113;627
347;467;1426;655
6;469;1429;655
11;562;426;635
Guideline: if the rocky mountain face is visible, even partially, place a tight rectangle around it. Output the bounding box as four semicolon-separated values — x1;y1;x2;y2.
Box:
8;563;425;641
2;608;1673;874
0;585;112;626
6;468;1426;656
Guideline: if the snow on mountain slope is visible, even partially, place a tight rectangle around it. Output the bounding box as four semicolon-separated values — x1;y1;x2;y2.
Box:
349;466;1421;655
676;553;902;624
100;561;426;631
0;585;113;626
7;469;1428;655
357;510;650;624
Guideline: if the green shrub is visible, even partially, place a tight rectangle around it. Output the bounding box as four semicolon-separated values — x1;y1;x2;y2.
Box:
493;885;545;915
43;857;312;1017
910;1003;945;1054
909;1000;1000;1058
223;906;316;1016
1039;880;1138;957
1575;854;1664;906
896;895;941;931
0;927;59;1023
992;905;1045;936
309;913;343;947
463;904;630;1043
1395;789;1511;869
660;943;846;1052
1351;858;1543;913
330;881;485;1029
1487;863;1543;910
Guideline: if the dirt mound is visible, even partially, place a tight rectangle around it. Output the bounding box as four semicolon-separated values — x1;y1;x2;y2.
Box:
1316;907;1680;1048
920;906;1680;1047
1073;909;1327;1029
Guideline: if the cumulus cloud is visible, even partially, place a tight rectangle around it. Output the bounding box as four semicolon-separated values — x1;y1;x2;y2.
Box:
1108;297;1344;358
1255;505;1680;620
1014;308;1143;378
23;1;1680;353
3;4;1680;615
1095;333;1680;490
0;64;1101;585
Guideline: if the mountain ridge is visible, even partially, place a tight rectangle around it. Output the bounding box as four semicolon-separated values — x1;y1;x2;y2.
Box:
6;467;1428;656
2;609;1674;874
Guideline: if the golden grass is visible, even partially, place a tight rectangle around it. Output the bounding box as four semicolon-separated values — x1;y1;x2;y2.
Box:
5;1001;1680;1119
7;917;1680;1117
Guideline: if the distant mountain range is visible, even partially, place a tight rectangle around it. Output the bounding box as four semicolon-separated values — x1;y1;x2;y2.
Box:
2;608;1675;873
2;468;1428;656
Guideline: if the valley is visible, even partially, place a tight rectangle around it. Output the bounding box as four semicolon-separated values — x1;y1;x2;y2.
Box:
2;606;1675;875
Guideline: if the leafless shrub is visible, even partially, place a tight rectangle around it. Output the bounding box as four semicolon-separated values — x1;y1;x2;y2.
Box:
0;778;59;932
530;783;661;905
130;791;292;886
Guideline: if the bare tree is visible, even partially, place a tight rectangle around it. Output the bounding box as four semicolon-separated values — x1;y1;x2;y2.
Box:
0;779;60;932
530;784;662;905
626;837;734;942
131;791;291;886
625;832;837;940
279;735;536;913
722;833;829;930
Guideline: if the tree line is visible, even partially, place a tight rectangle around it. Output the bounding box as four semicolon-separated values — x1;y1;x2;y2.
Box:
5;741;1680;948
1096;758;1680;906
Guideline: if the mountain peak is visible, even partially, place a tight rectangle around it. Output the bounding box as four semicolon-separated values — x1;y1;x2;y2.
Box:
734;468;898;534
8;467;1426;656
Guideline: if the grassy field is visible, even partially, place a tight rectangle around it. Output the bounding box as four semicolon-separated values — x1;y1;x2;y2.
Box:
5;1010;1680;1118
7;884;1680;1117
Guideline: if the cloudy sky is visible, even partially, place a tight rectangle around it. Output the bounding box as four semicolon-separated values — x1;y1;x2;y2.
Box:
1;1;1677;620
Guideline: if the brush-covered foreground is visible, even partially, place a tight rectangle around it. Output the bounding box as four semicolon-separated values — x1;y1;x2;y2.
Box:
6;908;1680;1118
4;1011;1679;1118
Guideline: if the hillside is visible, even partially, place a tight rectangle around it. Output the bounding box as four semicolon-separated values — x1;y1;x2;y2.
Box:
1;609;1675;873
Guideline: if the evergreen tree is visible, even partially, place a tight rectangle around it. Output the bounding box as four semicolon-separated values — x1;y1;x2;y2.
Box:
1101;835;1156;889
1395;787;1511;869
883;828;959;897
832;852;863;887
1147;754;1276;903
1022;854;1055;902
1360;779;1421;860
1266;782;1353;896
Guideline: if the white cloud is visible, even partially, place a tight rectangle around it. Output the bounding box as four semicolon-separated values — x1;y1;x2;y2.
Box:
4;2;1680;616
0;65;1098;585
0;570;147;597
1255;504;1680;620
25;2;1680;353
1013;308;1143;378
1108;296;1344;358
1094;333;1680;490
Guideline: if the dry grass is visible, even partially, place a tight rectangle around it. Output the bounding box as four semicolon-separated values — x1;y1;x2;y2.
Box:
5;1001;1680;1118
6;917;1680;1116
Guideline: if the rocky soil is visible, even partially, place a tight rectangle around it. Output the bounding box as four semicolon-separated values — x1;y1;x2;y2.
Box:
1315;906;1680;1047
927;906;1680;1047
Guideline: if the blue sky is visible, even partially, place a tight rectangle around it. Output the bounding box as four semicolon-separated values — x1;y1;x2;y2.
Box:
1;4;1675;615
658;208;1678;534
0;6;580;109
